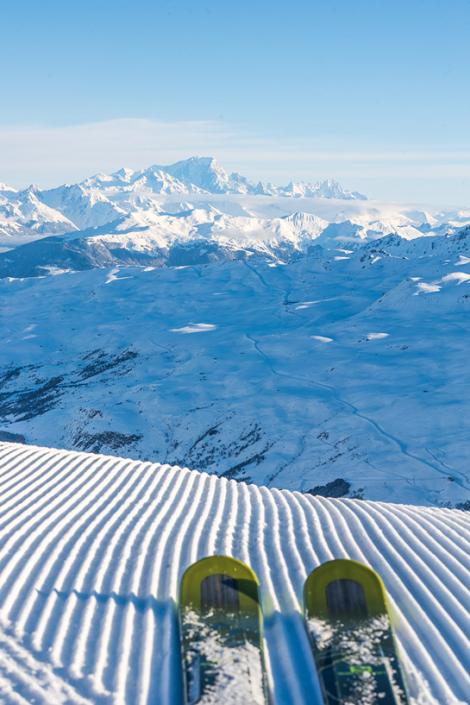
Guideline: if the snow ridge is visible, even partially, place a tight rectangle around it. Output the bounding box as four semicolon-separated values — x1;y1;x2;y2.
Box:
0;442;468;705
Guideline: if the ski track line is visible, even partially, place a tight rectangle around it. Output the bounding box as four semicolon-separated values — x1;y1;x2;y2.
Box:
0;442;468;705
0;451;93;535
236;481;253;567
247;483;279;612
31;459;134;674
398;505;470;557
0;444;31;482
0;446;61;510
377;503;470;607
280;490;317;573
220;478;238;557
258;486;303;704
425;508;470;537
204;474;228;559
271;489;307;595
295;493;335;565
53;464;172;675
64;464;160;669
20;460;138;641
152;468;207;705
0;457;117;622
92;470;177;698
255;480;308;701
180;472;216;571
358;501;470;638
112;468;196;702
92;465;178;699
63;462;151;681
439;510;470;532
259;486;298;610
12;457;131;621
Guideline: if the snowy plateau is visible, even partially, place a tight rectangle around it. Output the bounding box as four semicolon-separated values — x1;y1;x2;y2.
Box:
1;157;470;508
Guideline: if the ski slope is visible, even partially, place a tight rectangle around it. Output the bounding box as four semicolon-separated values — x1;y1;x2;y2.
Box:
0;442;468;705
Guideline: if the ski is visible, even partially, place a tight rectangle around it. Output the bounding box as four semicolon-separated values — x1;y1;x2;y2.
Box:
304;559;409;705
179;555;269;704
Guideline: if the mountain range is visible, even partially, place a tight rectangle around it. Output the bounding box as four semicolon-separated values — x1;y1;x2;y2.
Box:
1;157;470;278
0;156;368;248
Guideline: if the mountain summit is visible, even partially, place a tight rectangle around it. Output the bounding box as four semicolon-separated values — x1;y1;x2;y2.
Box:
83;156;367;199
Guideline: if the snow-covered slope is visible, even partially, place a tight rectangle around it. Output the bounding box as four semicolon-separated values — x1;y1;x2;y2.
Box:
1;230;469;507
0;187;77;247
2;204;469;277
39;184;127;230
0;207;333;277
0;441;467;705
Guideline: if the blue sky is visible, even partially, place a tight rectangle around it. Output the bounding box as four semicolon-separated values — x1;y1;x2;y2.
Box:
1;0;470;203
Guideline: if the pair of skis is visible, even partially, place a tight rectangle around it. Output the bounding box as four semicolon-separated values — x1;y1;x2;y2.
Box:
179;556;409;705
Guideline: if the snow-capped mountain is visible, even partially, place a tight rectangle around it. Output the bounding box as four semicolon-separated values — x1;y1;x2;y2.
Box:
84;157;367;199
39;183;127;230
273;178;366;200
0;158;372;247
0;182;17;194
3;157;470;256
155;156;254;194
2;201;467;279
0;186;77;247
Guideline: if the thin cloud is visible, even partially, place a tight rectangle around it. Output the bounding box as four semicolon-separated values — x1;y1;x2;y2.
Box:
0;118;468;203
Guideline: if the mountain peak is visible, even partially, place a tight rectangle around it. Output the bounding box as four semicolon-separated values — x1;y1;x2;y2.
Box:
0;182;17;194
158;156;235;194
77;157;367;200
277;179;367;200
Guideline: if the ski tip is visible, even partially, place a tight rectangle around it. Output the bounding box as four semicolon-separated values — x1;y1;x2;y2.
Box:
180;555;260;612
304;558;388;620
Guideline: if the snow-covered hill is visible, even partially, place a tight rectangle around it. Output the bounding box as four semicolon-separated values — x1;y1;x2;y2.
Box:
39;184;127;230
1;227;469;507
2;201;470;278
0;441;467;705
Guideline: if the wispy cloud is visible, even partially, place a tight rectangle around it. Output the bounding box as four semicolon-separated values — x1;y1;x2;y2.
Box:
0;118;469;202
0;118;238;186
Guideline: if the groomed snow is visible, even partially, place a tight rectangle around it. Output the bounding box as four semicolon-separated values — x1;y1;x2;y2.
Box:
0;442;468;705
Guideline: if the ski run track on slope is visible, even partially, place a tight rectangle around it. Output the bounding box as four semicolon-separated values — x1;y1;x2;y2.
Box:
0;442;468;705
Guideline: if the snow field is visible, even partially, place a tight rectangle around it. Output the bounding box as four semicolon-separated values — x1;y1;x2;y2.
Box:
0;442;468;705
